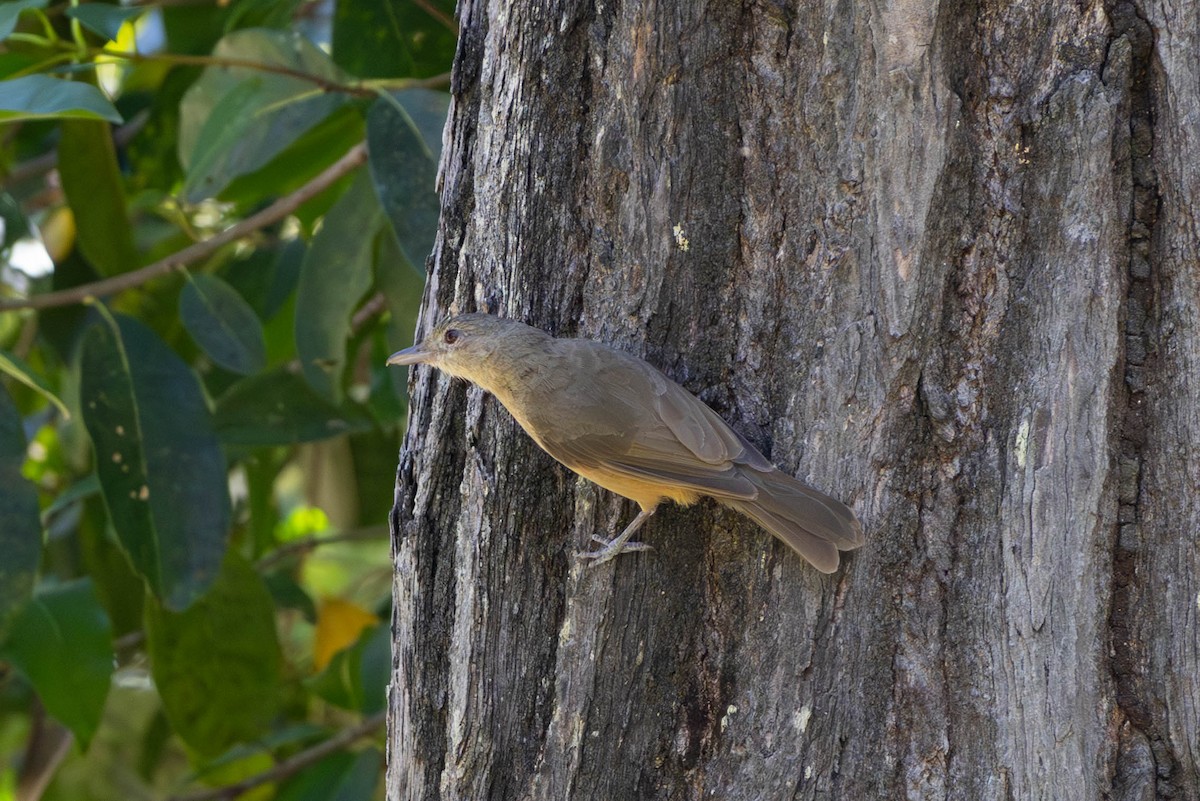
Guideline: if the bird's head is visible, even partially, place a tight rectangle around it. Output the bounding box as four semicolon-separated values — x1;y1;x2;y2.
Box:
386;313;550;389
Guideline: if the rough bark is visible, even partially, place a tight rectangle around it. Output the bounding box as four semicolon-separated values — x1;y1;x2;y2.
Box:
387;1;1199;799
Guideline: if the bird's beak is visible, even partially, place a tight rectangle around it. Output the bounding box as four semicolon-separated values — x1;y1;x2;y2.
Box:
386;343;431;366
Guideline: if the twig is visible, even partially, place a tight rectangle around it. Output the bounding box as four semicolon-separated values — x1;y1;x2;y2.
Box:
3;110;150;187
16;701;72;801
256;525;389;570
13;312;37;358
0;142;368;312
350;292;389;334
5;34;451;97
113;630;145;651
100;48;377;97
362;72;452;93
412;0;459;34
100;49;452;98
5;152;54;189
19;185;63;215
127;0;216;7
168;711;386;801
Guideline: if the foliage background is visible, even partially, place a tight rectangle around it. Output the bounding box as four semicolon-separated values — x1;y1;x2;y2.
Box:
0;1;456;798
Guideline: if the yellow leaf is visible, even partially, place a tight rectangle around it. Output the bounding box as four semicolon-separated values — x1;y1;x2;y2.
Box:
193;752;276;801
313;598;377;671
39;206;76;264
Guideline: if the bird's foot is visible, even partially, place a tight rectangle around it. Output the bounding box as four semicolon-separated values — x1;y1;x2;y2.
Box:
576;536;653;567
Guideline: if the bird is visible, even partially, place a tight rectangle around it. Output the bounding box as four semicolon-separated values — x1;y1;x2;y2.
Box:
387;313;864;572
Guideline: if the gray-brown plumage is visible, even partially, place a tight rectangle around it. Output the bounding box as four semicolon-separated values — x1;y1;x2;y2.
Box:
388;313;864;572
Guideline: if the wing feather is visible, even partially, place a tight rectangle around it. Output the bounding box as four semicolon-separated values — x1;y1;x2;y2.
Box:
526;341;769;502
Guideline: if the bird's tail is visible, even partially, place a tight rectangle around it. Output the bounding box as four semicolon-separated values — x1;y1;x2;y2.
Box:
723;469;864;573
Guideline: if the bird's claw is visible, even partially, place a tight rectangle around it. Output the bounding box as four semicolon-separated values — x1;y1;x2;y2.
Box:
576;537;653;567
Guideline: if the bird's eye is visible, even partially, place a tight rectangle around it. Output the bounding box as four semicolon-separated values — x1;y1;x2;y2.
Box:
443;328;461;345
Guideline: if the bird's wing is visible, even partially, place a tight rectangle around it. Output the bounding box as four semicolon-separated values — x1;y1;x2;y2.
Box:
543;433;758;499
649;367;774;471
530;342;769;500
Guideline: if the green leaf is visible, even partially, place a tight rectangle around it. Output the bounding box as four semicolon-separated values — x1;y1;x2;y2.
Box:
244;449;282;555
366;90;447;272
0;579;113;749
0;0;47;40
79;501;145;638
180;274;267;375
181;76;266;198
357;623;389;713
219;238;304;322
184;734;321;792
213;367;374;446
295;172;381;402
0;191;30;248
0;75;122;123
0;384;41;639
263;570;316;622
332;0;455;79
0;347;70;419
162;3;230;55
58;118;139;277
178;28;349;201
274;748;381;801
216;103;364;207
376;230;424;403
193;723;324;777
144;552;281;757
65;4;142;41
224;0;303;31
307;623;388;713
41;473;99;523
378;89;448;158
79;312;229;611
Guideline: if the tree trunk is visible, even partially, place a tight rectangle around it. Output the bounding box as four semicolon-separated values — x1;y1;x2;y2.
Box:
387;1;1198;799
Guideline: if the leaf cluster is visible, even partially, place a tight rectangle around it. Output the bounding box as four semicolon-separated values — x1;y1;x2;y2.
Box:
0;1;455;798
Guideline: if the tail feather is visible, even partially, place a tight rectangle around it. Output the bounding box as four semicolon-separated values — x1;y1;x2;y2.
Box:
723;469;864;573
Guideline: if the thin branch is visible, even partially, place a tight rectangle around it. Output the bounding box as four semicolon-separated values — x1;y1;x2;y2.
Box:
168;711;386;801
16;37;452;96
19;185;63;215
361;72;452;93
412;0;459;34
126;0;212;7
0;72;446;190
13;312;37;358
6;150;56;189
3;110;150;187
256;525;390;570
113;630;145;651
99;48;377;97
98;49;452;98
9;53;78;81
0;141;369;312
16;701;72;801
350;292;389;334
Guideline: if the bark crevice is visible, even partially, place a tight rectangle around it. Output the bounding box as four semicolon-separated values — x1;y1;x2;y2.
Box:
1105;3;1176;799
